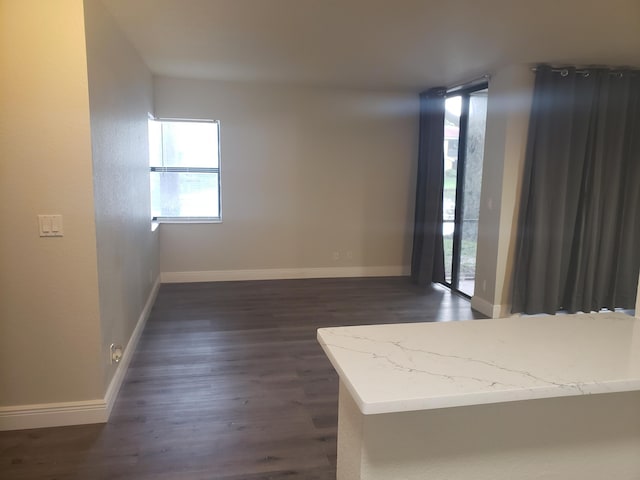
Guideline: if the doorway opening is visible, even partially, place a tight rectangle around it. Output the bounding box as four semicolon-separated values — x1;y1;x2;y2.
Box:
441;84;488;297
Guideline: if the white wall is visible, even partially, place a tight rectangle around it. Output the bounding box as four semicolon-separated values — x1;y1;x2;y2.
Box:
154;78;418;277
0;0;104;405
83;0;159;390
472;65;534;318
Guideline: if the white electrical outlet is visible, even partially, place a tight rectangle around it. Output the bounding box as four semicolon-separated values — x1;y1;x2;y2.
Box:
110;344;123;364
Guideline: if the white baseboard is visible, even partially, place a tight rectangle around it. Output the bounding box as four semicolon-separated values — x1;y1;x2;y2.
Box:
0;399;108;431
160;266;410;283
471;295;511;318
104;276;160;417
0;277;161;432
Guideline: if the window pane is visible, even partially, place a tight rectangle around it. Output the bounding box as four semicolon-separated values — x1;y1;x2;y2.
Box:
159;121;219;168
443;96;461;284
151;172;219;218
458;89;488;297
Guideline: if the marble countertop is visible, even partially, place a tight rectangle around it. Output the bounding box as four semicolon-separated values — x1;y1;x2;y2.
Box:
317;313;640;414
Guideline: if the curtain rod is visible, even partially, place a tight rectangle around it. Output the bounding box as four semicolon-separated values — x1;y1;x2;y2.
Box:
447;74;491;92
531;66;636;77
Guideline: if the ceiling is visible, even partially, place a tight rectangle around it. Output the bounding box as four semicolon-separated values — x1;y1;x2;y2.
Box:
101;0;640;91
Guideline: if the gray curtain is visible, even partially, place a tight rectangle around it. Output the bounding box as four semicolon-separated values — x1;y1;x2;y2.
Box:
512;65;640;314
411;88;447;286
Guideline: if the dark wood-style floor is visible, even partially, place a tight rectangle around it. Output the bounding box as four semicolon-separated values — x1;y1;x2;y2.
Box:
1;277;483;480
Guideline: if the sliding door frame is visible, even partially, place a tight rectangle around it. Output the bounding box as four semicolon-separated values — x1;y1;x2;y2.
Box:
441;81;489;298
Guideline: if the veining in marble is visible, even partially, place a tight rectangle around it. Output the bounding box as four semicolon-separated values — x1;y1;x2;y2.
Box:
317;312;640;414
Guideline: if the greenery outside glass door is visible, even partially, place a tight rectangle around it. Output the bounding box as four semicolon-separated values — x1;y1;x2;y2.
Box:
442;84;488;297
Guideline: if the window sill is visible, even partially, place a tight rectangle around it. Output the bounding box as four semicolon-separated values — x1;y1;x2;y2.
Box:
153;219;223;225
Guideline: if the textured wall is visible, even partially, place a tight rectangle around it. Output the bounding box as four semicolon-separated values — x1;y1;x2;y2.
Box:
154;77;418;275
83;0;159;390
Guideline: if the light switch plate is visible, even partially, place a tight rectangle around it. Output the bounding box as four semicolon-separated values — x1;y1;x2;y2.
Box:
38;215;64;237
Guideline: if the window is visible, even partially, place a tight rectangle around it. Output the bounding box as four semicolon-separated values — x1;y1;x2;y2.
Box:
148;118;221;222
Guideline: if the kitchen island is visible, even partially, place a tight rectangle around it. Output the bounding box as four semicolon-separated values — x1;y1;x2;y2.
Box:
317;313;640;480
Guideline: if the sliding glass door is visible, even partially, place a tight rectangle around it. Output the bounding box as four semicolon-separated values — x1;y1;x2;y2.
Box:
442;84;488;297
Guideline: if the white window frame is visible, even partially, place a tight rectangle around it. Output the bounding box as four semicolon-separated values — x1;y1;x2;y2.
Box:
149;117;222;223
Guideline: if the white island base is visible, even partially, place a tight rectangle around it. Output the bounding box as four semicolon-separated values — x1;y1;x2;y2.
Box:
337;382;640;480
318;313;640;480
